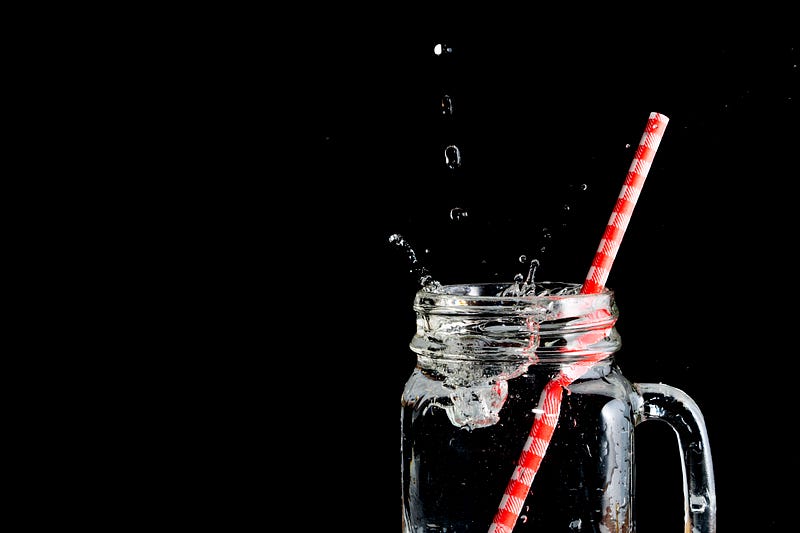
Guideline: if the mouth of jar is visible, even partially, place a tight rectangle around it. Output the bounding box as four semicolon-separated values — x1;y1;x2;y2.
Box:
411;281;620;362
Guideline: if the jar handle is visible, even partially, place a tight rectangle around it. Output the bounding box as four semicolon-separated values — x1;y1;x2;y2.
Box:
633;382;717;533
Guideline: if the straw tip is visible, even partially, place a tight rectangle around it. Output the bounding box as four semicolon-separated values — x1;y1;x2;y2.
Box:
649;111;670;122
646;112;670;133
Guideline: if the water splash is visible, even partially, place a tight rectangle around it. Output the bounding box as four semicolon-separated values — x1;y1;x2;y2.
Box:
388;233;443;292
497;259;540;296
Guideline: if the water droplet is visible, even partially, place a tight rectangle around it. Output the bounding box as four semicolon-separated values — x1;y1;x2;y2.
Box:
625;143;631;149
568;518;582;530
433;43;452;56
519;515;528;523
389;233;443;290
441;95;454;116
513;273;524;283
518;254;527;264
541;228;552;240
524;258;539;285
689;441;704;455
561;204;571;214
689;495;708;513
444;145;462;169
449;207;468;221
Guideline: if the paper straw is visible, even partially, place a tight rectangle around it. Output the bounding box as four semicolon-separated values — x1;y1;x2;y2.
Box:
488;112;669;533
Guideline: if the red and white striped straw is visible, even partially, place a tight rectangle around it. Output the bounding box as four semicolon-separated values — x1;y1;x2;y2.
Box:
488;112;669;533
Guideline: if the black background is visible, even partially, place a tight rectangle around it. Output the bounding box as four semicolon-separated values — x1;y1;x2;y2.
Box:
30;14;797;532
298;26;799;533
149;19;800;531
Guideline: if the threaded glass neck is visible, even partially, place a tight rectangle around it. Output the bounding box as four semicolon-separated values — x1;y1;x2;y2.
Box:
411;281;621;366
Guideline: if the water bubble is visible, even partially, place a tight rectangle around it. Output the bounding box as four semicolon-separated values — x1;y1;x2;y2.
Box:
433;43;453;56
441;95;454;116
449;207;468;221
444;145;462;169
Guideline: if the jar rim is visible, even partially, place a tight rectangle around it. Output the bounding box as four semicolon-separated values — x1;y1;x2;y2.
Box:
416;281;612;303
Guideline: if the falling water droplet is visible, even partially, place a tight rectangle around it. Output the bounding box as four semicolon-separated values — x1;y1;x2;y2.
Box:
625;143;631;149
444;145;462;169
518;254;527;264
449;207;468;221
441;95;454;116
433;43;453;56
519;515;528;523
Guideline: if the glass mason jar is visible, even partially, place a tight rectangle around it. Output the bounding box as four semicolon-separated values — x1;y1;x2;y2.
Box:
400;282;716;533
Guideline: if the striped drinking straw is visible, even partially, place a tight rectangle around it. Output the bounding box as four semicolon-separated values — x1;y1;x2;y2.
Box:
488;112;670;533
